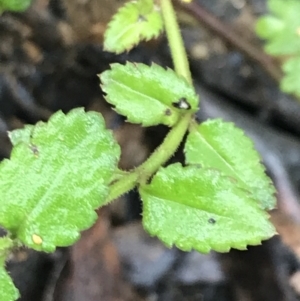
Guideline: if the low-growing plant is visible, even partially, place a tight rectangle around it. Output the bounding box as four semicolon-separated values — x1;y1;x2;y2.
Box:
0;0;32;13
0;0;276;299
256;0;300;97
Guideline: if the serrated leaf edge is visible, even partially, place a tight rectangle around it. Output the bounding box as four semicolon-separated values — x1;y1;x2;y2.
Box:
104;0;163;54
141;164;276;253
100;62;198;126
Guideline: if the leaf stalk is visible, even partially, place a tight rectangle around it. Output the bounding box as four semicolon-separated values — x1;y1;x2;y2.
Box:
160;0;192;84
106;112;192;202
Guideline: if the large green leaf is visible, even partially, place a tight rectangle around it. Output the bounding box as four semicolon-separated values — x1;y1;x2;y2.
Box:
140;164;276;253
0;257;19;301
0;108;120;252
184;120;276;210
104;0;163;54
100;62;199;127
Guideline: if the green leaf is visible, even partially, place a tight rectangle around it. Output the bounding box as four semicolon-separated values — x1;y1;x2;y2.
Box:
0;108;120;252
281;57;300;97
268;0;297;19
184;120;276;210
0;237;13;254
0;0;32;12
139;164;276;253
256;16;284;39
0;257;19;301
255;0;300;55
100;62;199;127
8;125;34;146
104;0;163;54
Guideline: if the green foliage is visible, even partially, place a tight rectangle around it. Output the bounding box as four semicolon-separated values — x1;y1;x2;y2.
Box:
100;62;199;126
0;0;277;299
256;0;300;55
9;125;34;146
281;57;300;96
0;258;19;301
185;120;276;210
104;0;163;54
256;0;300;96
140;163;275;253
0;0;32;12
0;237;13;258
0;108;120;252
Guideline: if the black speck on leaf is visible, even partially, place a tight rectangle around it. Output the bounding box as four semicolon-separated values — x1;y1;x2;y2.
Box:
138;15;147;22
208;218;216;224
30;144;39;156
165;108;172;116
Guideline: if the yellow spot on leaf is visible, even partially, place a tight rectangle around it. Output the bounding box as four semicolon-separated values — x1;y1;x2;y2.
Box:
297;27;300;36
181;0;193;2
32;234;43;245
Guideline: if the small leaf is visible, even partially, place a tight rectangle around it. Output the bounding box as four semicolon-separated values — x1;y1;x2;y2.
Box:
0;257;19;301
256;16;284;39
0;0;32;12
100;62;199;127
0;108;120;252
104;0;163;54
255;0;300;56
185;120;276;210
140;164;276;253
281;57;300;97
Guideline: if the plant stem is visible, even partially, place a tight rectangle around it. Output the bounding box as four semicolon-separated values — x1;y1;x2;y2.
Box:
106;171;138;203
161;0;192;84
106;0;194;203
137;112;192;180
106;113;192;202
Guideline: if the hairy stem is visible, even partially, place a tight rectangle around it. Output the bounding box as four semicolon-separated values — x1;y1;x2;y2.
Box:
161;0;192;84
106;171;138;203
107;113;192;202
137;112;192;180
